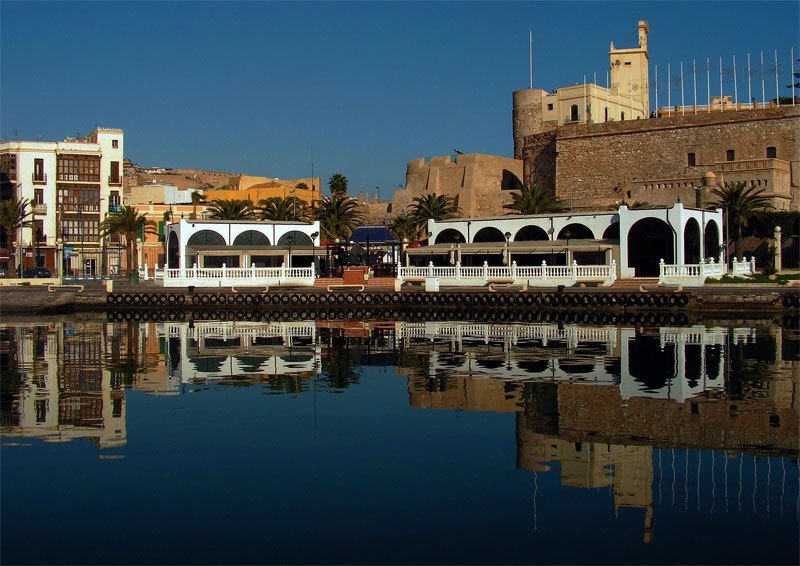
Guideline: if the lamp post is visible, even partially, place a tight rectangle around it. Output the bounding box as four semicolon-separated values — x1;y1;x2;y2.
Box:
504;231;512;266
562;228;572;265
287;235;294;268
310;231;319;276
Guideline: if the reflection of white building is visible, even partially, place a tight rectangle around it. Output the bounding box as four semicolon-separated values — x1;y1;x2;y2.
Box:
1;323;126;449
158;322;320;383
398;322;743;403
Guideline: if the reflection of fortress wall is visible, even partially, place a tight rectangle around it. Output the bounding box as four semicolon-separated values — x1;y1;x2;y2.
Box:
408;374;523;413
534;382;797;456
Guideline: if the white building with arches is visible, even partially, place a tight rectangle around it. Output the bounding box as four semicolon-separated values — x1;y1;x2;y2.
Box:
162;219;321;287
417;203;727;282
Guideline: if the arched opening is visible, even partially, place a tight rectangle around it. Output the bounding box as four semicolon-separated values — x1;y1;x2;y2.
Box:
704;220;720;261
167;231;179;268
683;218;701;264
233;230;271;246
473;227;506;243
435;229;465;244
515;225;549;241
187;229;225;246
277;231;312;246
627;218;674;277
629;336;676;391
602;222;620;239
558;223;594;240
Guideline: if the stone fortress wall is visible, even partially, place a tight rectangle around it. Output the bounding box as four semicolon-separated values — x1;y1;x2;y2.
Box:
392;153;524;218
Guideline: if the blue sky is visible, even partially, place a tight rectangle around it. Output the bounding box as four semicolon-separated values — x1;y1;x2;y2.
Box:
2;1;798;198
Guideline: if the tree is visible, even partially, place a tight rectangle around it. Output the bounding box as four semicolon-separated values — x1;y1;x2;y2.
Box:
206;198;254;220
407;193;460;236
100;205;157;276
328;173;348;198
315;195;364;240
711;181;773;259
387;212;420;243
295;182;309;190
503;185;562;215
0;198;32;278
190;191;206;219
258;196;311;222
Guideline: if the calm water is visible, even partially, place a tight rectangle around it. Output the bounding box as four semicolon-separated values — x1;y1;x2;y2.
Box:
1;316;798;565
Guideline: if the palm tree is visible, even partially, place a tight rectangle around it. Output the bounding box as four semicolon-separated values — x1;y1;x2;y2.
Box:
258;196;310;222
315;195;364;240
388;212;419;243
328;173;349;198
0;198;32;278
712;181;773;259
190;190;206;219
503;185;562;215
407;193;460;237
100;205;157;276
206;198;254;220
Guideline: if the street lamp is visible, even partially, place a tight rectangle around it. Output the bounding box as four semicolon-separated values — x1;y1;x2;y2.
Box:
504;231;512;265
310;231;319;276
287;235;294;268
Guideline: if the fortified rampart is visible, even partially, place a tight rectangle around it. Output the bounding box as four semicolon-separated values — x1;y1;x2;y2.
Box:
393;153;524;218
516;105;800;211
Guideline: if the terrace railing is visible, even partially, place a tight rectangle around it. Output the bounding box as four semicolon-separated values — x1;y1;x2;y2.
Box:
145;263;316;287
396;260;617;289
658;257;756;286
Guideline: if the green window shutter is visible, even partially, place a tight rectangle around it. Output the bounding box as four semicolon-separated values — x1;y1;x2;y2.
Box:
136;224;144;240
158;221;165;237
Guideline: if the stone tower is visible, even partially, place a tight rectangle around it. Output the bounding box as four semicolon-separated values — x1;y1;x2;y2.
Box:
609;20;650;116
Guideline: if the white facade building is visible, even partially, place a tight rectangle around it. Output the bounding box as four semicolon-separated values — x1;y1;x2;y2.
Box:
0;128;124;276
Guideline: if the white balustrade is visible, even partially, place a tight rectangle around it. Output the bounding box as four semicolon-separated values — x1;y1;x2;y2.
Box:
659;257;756;286
160;261;315;287
396;259;616;288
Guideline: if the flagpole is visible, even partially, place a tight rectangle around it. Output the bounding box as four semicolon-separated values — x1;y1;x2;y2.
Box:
792;48;796;106
593;72;597;121
668;62;671;116
692;59;697;114
529;30;533;89
747;54;752;108
606;69;610;121
583;74;587;124
720;56;724;112
774;50;780;108
733;55;738;110
761;51;766;107
680;61;685;116
655;64;659;115
707;57;711;113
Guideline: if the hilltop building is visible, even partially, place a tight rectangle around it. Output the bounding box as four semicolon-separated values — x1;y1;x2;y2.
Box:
207;175;321;208
512;20;799;211
0;128;125;276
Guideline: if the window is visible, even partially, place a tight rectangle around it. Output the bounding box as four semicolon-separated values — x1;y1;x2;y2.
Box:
547;103;554;111
766;146;777;158
111;139;118;148
57;155;100;182
621;111;625;120
570;104;579;121
726;149;735;161
34;189;44;205
33;158;45;182
604;107;609;122
109;161;120;184
687;152;696;166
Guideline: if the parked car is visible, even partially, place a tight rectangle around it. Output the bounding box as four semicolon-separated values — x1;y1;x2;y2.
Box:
23;267;53;278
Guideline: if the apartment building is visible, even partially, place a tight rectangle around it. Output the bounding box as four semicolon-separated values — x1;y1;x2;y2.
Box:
0;128;124;276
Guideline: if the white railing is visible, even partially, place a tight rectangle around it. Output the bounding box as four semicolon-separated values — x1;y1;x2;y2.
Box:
396;260;617;288
659;257;756;286
151;263;315;288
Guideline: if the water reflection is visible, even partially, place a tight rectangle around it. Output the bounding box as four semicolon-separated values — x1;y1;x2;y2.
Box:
1;318;797;554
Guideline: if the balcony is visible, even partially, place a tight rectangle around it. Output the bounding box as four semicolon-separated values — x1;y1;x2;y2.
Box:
32;173;47;185
108;176;122;186
108;204;121;213
32;203;47;215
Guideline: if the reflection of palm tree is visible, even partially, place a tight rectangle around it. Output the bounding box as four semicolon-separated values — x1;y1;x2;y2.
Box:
712;181;772;259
